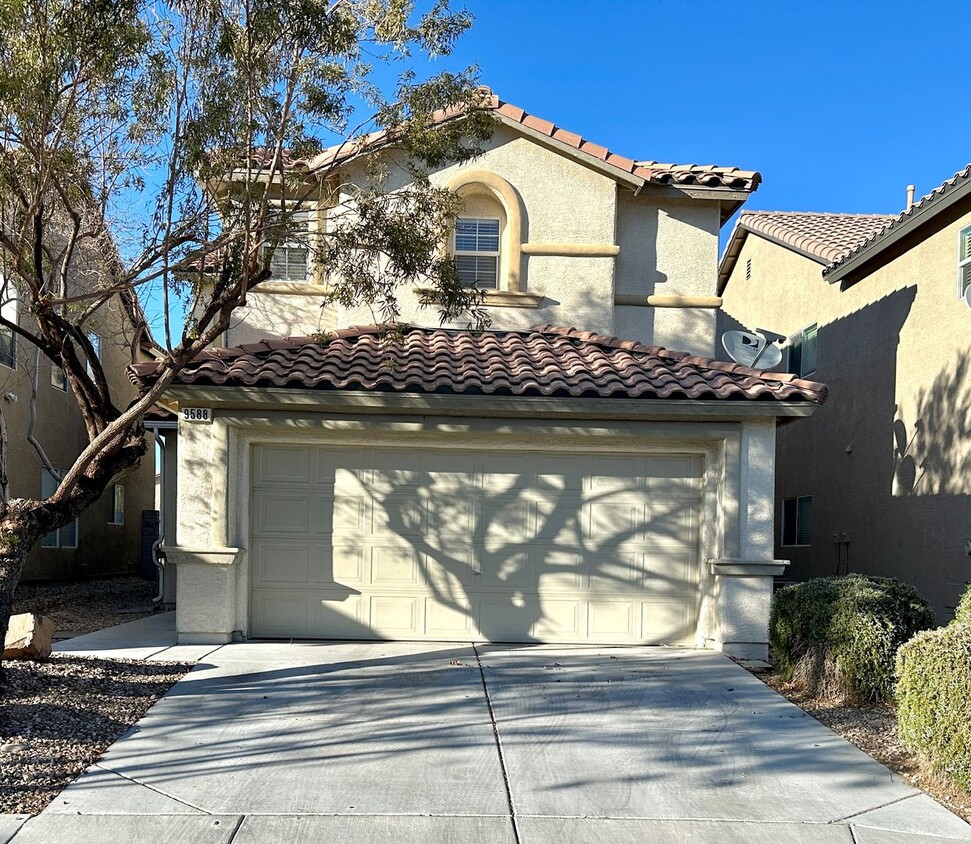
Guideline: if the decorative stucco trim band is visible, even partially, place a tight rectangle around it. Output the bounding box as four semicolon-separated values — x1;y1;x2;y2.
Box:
161;546;243;567
615;295;723;309
522;242;620;257
707;558;789;577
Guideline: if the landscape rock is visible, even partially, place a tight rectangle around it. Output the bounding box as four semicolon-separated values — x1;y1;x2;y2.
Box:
3;613;56;660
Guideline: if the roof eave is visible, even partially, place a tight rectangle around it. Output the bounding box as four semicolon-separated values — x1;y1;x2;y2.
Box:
825;173;971;286
157;384;821;421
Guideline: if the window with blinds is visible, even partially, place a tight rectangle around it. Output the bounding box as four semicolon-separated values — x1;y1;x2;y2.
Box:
268;209;311;283
958;225;971;301
454;217;500;289
788;323;818;378
782;495;813;546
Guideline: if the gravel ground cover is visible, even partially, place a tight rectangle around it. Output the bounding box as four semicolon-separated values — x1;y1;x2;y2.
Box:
12;576;158;635
0;655;192;814
756;668;971;823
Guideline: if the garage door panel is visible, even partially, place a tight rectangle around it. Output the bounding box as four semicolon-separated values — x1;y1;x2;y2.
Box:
257;446;313;485
250;444;703;644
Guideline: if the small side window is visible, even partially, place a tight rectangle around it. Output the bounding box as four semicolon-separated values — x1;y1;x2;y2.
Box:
788;324;818;378
454;217;500;289
267;208;311;283
51;364;67;391
958;224;971;301
782;496;813;547
0;291;17;370
86;333;101;378
109;484;125;525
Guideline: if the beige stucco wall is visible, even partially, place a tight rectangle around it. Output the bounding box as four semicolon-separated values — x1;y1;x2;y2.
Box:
719;215;971;619
1;296;156;581
223;125;724;356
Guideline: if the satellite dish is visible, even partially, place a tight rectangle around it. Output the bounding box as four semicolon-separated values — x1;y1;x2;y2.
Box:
964;282;971;311
722;329;784;370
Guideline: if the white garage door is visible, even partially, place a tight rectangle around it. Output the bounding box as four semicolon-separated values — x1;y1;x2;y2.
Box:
249;444;703;644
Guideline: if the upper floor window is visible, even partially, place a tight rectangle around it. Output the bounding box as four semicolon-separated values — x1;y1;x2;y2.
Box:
0;290;17;369
267;208;311;284
781;495;812;546
958;225;971;301
454;217;500;289
51;364;67;391
788;323;818;378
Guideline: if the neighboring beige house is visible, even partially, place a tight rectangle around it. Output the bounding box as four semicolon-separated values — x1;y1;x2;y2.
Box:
718;166;971;621
136;91;829;658
0;283;158;581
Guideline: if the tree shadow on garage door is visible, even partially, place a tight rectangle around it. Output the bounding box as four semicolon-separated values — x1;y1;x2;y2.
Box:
364;451;703;644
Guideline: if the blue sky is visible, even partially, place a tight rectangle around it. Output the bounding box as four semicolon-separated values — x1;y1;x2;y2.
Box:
441;0;970;223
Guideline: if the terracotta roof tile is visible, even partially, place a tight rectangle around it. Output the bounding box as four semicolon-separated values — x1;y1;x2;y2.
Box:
129;325;827;407
738;211;895;264
253;89;761;194
824;163;971;277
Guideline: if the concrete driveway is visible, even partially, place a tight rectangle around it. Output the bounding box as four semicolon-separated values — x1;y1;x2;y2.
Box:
6;636;971;844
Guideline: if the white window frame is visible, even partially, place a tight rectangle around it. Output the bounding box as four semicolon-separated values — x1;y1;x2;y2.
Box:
453;217;500;290
781;495;813;547
266;206;312;284
0;289;17;370
39;469;79;549
86;332;101;378
109;484;125;525
787;323;818;378
958;224;971;301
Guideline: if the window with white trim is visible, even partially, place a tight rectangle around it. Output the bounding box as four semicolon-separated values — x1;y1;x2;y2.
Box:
39;469;79;549
0;290;16;369
86;332;100;378
109;484;125;525
958;224;971;300
267;208;311;283
454;217;500;289
782;495;812;546
788;323;818;378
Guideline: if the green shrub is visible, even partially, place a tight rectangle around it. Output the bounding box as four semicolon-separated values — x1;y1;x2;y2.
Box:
954;582;971;625
896;622;971;791
769;574;935;702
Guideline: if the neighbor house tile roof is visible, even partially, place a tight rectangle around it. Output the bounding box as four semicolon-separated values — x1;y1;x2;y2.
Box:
249;89;760;194
825;163;971;281
128;325;827;405
737;211;894;264
717;210;894;293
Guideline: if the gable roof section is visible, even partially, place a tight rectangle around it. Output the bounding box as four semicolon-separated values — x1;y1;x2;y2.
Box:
129;325;827;407
260;90;760;222
824;163;971;285
718;211;894;293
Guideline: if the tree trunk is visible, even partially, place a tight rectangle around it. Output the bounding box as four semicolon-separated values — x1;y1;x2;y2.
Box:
0;504;41;684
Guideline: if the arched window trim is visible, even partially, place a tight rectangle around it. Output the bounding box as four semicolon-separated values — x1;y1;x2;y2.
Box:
445;170;523;293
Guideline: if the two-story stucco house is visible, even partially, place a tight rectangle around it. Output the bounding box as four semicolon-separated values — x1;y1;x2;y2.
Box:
718;166;971;621
0;279;157;582
135;92;828;658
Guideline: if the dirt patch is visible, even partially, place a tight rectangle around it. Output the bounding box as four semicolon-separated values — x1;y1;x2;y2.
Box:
757;668;971;823
0;654;192;815
13;576;158;636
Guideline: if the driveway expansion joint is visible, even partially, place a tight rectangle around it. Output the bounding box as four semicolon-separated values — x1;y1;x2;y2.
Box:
828;791;921;824
93;763;212;815
473;642;520;844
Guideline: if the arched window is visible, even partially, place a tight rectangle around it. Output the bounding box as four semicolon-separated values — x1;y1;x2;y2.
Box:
445;170;523;293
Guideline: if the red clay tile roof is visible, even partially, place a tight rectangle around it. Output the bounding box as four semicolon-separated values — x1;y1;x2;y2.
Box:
253;89;760;194
143;404;177;423
128;325;827;406
825;163;971;280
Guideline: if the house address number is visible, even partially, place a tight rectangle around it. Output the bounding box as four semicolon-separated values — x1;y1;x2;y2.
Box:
181;407;212;423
